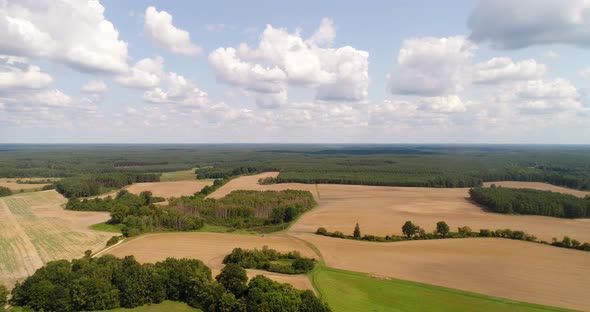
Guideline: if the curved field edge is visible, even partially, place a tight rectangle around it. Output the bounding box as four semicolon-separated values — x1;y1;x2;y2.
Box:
313;267;576;312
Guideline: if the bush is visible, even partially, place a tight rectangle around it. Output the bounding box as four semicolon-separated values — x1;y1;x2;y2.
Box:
316;227;328;235
0;186;11;197
106;236;120;247
479;229;491;237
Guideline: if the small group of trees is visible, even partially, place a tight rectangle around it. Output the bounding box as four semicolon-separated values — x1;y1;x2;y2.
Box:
469;186;590;218
223;247;316;275
0;186;11;197
9;255;329;312
0;285;7;312
315;221;590;252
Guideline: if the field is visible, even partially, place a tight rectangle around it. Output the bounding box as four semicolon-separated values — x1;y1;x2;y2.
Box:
0;178;52;192
206;172;319;199
105;232;315;290
0;190;111;288
160;169;198;181
314;267;571;312
126;180;212;198
483;181;590;198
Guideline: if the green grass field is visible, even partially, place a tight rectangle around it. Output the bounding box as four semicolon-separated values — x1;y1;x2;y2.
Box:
160;169;197;181
90;222;125;233
313;267;573;312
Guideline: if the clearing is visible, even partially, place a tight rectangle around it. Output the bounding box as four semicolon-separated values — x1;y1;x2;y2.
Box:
105;232;315;291
207;172;319;199
0;190;110;288
160;169;198;182
301;233;590;311
483;181;590;198
0;178;54;192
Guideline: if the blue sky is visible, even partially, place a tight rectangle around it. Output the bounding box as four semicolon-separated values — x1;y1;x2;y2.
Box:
0;0;589;143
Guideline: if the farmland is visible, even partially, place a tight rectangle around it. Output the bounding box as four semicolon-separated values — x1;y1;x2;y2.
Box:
0;190;110;288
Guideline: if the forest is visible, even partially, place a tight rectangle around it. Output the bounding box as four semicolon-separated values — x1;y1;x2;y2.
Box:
66;189;316;235
9;255;330;312
2;144;590;190
469;186;590;218
56;172;160;198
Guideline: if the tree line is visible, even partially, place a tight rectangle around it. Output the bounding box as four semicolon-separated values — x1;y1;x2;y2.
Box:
223;247;316;275
469;186;590;218
315;221;590;252
56;173;160;198
9;255;330;312
196;165;279;180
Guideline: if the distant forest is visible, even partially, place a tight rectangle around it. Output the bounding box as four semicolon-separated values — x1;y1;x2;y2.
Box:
1;144;590;190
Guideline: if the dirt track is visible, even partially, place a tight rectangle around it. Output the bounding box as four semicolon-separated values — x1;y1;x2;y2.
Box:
296;233;590;311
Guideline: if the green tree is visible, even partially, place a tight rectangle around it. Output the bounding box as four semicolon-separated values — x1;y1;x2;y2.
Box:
353;222;361;239
216;264;248;297
0;285;8;312
436;221;450;238
402;221;418;238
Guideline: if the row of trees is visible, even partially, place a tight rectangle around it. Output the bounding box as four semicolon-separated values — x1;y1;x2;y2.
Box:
9;255;330;312
315;222;590;252
67;191;203;237
197;165;279;180
469;186;590;218
56;173;160;198
223;247;316;275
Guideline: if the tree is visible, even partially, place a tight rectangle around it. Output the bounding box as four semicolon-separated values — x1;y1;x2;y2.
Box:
353;222;361;239
401;221;418;238
0;285;8;312
436;221;450;238
216;264;247;297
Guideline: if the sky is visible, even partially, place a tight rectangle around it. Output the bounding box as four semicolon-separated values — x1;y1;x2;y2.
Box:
0;0;589;144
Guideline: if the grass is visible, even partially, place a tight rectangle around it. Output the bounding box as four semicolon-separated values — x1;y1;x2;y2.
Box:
313;267;574;312
160;169;197;182
90;222;125;233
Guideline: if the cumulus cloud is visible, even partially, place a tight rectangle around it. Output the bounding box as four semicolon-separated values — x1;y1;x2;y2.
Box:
81;80;108;94
143;72;208;107
388;36;475;96
144;6;201;56
0;55;52;90
116;56;164;89
468;0;590;49
474;57;547;84
580;67;590;78
0;0;128;73
209;18;369;107
508;78;582;113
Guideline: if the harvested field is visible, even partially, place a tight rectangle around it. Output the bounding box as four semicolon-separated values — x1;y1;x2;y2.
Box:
484;181;590;198
0;190;110;288
0;178;53;191
290;184;590;242
126;180;212;198
298;233;590;311
105;232;315;290
207;172;319;199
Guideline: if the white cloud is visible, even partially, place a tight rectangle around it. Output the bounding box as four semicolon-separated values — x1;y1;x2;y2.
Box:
468;0;590;49
388;36;475;96
143;72;208;107
116;56;164;89
580;67;590;78
144;6;201;56
474;57;546;84
81;80;108;94
209;18;369;107
0;0;128;73
0;55;52;90
509;78;582;113
307;18;336;46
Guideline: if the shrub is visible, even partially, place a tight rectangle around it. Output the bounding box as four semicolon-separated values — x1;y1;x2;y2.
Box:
316;227;328;235
106;236;120;247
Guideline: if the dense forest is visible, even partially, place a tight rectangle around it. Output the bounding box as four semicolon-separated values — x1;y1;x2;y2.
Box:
67;189;316;235
67;191;202;236
56;173;160;198
469;186;590;218
223;247;316;275
2;144;590;190
9;255;330;312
